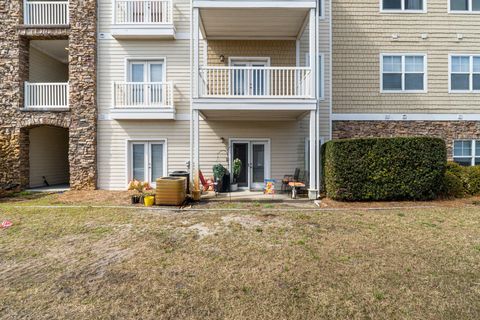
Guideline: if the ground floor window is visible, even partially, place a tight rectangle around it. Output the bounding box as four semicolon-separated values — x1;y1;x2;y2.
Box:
453;140;480;166
129;140;166;185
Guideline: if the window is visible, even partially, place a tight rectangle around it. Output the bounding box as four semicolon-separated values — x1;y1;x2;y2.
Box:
382;0;425;12
450;0;480;12
453;140;480;166
126;59;165;106
381;54;426;92
450;55;480;92
129;141;166;186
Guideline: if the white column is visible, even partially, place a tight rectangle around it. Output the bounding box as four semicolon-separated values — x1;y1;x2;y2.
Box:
308;110;318;199
192;109;200;192
309;8;316;98
192;7;200;99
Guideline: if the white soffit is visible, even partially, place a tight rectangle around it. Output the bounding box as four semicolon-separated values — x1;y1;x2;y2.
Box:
199;8;309;39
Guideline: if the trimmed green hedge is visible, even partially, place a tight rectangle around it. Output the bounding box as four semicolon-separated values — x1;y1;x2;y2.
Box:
322;137;447;201
441;161;480;197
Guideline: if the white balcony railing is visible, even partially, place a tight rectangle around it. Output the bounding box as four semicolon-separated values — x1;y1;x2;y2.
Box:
114;0;173;24
199;66;313;98
113;82;174;108
24;82;69;109
23;1;69;25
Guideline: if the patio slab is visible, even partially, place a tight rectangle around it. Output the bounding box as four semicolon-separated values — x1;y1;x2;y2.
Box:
26;184;70;193
201;190;310;202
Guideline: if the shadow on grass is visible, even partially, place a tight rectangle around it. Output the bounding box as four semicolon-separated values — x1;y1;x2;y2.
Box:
0;191;55;203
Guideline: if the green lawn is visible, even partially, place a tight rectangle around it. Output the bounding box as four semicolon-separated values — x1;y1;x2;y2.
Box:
0;194;479;319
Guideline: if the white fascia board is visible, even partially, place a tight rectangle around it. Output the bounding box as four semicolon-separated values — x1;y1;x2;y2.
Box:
193;99;317;110
110;109;176;120
111;25;176;39
332;113;480;121
194;1;316;9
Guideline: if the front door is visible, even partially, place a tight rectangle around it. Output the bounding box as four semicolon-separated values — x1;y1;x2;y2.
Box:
230;59;268;96
231;140;270;190
130;141;165;186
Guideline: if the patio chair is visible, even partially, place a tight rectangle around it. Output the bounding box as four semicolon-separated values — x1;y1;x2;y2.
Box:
283;168;307;198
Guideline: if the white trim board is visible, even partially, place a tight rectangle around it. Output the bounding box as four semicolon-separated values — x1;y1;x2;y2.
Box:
332;113;480;121
194;1;317;9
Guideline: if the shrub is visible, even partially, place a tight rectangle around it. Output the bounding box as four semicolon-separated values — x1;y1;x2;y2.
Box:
440;171;466;198
464;166;480;195
441;162;480;197
323;137;447;201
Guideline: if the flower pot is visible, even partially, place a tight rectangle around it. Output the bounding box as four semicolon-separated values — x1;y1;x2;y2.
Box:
131;194;141;204
230;183;238;192
144;195;155;207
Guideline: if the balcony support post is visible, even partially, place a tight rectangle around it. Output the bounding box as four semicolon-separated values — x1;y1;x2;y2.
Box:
191;109;200;196
192;7;200;99
308;8;316;98
308;110;318;200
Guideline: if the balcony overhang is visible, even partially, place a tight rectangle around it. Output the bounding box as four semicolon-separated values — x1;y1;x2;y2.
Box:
110;108;176;120
193;98;316;120
111;25;176;39
195;1;314;39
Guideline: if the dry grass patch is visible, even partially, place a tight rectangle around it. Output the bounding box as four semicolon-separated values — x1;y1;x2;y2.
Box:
0;203;479;319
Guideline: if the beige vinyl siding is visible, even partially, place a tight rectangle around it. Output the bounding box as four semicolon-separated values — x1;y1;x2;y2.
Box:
97;120;190;189
299;0;332;139
29;126;69;188
97;39;191;115
98;0;190;34
333;0;480;114
29;47;68;82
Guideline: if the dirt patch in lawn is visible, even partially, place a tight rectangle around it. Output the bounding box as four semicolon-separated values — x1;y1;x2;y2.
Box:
0;206;479;319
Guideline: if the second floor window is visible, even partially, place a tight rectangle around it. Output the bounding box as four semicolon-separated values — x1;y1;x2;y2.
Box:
450;0;480;12
381;54;426;92
382;0;425;11
450;55;480;92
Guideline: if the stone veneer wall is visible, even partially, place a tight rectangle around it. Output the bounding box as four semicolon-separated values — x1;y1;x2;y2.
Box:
0;0;97;190
332;121;480;159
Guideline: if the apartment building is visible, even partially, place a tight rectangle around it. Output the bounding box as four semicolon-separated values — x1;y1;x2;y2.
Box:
4;0;476;195
0;0;97;190
97;0;330;199
332;0;480;165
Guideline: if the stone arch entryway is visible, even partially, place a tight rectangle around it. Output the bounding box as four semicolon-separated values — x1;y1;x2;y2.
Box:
18;118;71;189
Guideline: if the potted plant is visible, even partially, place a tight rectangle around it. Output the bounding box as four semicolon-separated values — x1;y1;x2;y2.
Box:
212;163;227;193
128;180;150;204
230;158;242;192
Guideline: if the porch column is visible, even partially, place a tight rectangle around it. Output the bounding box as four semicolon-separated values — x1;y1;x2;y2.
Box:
192;7;199;99
309;8;316;97
192;109;200;193
309;110;318;199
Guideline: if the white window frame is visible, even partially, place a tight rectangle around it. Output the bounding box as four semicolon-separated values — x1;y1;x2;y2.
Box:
124;57;167;82
126;139;168;187
448;0;480;13
453;139;480;166
380;0;427;13
449;54;480;93
380;53;428;93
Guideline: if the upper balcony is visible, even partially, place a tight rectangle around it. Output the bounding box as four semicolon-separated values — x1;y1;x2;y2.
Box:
111;0;175;39
192;0;319;120
23;40;70;111
23;1;69;26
